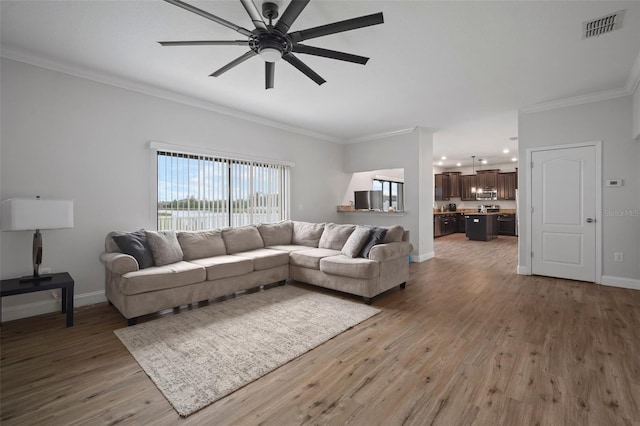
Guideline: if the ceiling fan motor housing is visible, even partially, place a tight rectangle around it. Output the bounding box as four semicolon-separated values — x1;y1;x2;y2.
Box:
250;30;291;59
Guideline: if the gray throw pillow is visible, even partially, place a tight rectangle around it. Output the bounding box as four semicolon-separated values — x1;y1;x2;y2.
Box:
112;229;154;269
341;226;372;258
359;227;388;258
146;230;184;266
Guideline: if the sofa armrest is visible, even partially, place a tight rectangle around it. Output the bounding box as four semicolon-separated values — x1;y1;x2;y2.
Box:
100;252;139;275
368;241;413;262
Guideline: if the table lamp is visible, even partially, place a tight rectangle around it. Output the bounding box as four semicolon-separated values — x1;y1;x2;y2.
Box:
1;197;74;282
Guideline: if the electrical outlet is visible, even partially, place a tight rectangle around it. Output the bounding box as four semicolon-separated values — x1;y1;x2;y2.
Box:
40;267;52;274
50;291;61;305
614;252;624;262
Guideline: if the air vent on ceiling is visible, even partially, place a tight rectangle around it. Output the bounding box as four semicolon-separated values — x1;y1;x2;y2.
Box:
583;10;625;39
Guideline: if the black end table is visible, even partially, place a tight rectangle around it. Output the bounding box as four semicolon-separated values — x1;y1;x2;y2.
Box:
1;272;74;327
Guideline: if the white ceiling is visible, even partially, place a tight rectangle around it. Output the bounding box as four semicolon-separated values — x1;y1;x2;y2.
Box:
1;1;639;168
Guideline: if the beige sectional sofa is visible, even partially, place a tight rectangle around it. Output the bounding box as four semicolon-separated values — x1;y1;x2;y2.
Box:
100;221;412;325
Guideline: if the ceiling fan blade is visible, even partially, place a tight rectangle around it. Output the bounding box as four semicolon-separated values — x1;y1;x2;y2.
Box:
163;0;252;37
159;40;249;46
266;62;275;89
240;0;268;30
292;44;369;65
289;12;384;43
282;53;326;85
274;0;310;34
210;50;257;77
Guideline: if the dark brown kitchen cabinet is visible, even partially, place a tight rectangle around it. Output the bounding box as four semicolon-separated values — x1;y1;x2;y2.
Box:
434;174;450;201
446;172;461;198
460;174;478;201
476;170;499;190
434;213;459;237
498;172;517;200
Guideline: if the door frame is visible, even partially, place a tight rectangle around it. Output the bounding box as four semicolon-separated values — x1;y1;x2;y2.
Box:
524;141;602;283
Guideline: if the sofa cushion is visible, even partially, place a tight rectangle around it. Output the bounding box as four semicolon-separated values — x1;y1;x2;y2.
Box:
232;248;290;271
265;244;311;253
177;230;226;260
290;248;341;270
120;261;206;295
291;222;325;247
319;223;356;251
257;221;293;246
341;226;372;258
222;225;265;254
359;227;388;258
320;255;380;280
189;255;254;281
146;230;184;266
383;225;405;243
112;230;154;269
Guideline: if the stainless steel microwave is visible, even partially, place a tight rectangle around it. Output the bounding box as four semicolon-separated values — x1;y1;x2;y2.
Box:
476;189;497;201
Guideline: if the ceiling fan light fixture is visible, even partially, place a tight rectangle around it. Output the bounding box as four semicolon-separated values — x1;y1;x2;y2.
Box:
258;46;283;62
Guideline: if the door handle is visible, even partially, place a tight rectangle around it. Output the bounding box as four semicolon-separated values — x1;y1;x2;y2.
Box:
586;218;595;223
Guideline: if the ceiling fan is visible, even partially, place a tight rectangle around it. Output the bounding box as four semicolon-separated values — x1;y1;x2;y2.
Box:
159;0;384;89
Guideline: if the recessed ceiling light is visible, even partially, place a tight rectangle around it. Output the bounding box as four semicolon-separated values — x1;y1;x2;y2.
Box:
482;160;488;164
456;162;461;167
503;149;509;154
437;161;443;166
511;157;517;162
441;156;447;160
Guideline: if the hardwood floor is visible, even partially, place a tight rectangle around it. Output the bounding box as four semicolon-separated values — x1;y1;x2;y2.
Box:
2;234;639;425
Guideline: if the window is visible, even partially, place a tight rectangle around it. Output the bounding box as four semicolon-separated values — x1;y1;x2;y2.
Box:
157;151;290;230
373;179;404;212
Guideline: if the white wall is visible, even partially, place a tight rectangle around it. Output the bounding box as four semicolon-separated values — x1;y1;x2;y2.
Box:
341;128;434;261
518;96;640;286
0;58;348;320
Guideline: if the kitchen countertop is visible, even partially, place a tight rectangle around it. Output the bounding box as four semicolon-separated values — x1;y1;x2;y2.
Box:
433;209;517;215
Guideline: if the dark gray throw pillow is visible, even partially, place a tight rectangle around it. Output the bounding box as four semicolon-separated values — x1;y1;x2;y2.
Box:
112;229;154;269
359;227;388;258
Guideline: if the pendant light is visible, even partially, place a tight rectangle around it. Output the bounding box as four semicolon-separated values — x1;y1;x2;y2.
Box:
471;156;476;193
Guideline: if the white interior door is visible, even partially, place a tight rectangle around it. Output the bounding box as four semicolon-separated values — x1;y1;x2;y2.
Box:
530;145;597;282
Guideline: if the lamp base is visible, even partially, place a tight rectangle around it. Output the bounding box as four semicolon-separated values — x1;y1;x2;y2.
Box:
19;274;53;284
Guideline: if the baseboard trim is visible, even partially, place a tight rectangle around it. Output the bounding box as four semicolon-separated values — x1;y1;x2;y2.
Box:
412;252;435;263
517;265;530;275
1;290;107;322
601;275;640;291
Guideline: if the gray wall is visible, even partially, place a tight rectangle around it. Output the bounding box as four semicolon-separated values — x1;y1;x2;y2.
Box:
0;58;348;320
634;83;639;140
518;95;640;286
341;128;434;260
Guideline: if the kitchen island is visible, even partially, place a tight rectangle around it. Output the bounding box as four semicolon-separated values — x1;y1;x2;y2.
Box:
464;212;499;241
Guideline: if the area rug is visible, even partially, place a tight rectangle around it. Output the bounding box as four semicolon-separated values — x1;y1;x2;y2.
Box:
114;285;380;417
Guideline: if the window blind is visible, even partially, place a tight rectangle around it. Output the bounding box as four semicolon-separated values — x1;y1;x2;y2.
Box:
157;151;289;231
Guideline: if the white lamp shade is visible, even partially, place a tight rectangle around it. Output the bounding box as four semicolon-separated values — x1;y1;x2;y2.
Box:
1;198;74;231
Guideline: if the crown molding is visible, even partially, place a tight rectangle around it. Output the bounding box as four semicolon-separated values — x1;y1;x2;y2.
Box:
520;87;631;114
0;48;342;143
522;50;640;114
345;127;417;144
